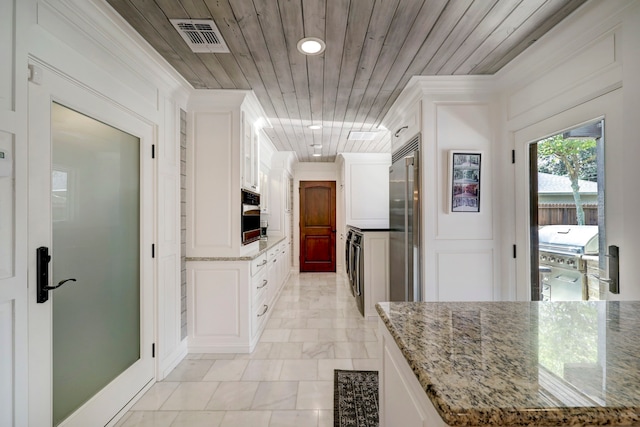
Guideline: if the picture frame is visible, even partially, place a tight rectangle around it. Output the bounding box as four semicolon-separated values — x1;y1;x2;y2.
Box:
448;151;481;213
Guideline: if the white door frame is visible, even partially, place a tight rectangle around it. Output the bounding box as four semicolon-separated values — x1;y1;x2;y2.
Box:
27;59;156;427
513;89;623;301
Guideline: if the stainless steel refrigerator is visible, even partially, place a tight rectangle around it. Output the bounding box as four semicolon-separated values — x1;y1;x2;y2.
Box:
389;135;421;301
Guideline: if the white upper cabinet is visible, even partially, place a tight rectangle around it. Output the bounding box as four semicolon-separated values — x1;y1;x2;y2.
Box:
338;153;391;229
267;152;296;237
241;112;260;192
187;90;271;257
387;100;421;152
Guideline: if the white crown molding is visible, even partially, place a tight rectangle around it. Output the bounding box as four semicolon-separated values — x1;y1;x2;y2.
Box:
46;0;192;103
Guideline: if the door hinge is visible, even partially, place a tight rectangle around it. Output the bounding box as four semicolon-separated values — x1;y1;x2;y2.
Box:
511;150;515;164
152;244;155;258
152;343;156;358
152;144;156;159
513;244;517;258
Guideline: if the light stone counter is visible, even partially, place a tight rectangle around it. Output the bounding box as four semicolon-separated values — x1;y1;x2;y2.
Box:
376;300;640;426
185;235;287;261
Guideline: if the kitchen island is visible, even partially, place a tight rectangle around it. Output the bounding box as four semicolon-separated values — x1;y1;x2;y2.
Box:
376;301;640;426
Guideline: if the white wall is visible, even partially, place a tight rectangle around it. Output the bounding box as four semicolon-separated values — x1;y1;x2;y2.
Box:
293;162;340;271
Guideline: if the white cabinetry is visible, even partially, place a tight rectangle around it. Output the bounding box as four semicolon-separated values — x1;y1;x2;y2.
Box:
338;153;391;230
187;91;270;258
267;152;296;238
386;100;421;152
379;320;447;427
241;112;260;192
187;238;291;353
363;232;389;319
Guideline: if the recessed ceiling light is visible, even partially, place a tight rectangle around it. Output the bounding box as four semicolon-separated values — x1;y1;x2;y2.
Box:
311;144;323;149
312;152;322;157
308;124;322;130
297;37;326;55
348;131;378;141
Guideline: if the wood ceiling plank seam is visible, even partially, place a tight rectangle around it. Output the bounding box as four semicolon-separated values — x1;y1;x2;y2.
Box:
337;0;401;152
130;0;224;88
330;0;377;156
476;0;589;74
178;0;212;18
421;0;501;75
362;0;449;130
213;54;252;89
227;0;291;115
302;0;327;142
452;0;548;75
254;0;311;150
201;0;280;116
197;55;240;88
176;0;248;88
350;0;430;130
277;0;313;154
321;0;350;127
370;0;486;126
330;0;376;130
435;0;524;75
106;0;207;88
468;0;574;74
253;0;297;95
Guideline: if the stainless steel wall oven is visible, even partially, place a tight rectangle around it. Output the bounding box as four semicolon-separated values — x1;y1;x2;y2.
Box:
241;189;261;245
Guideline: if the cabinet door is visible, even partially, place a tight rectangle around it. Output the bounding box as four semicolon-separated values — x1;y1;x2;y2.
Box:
242;116;259;192
260;167;269;213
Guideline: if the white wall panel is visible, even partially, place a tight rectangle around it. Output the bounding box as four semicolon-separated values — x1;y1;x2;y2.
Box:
0;300;14;427
160;174;177;244
508;34;617;121
435;104;493;240
161;255;178;355
189;111;234;252
0;131;14;279
192;269;241;337
437;251;494;302
0;0;13;111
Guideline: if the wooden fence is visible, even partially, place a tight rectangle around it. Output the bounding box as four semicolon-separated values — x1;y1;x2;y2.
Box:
538;204;598;225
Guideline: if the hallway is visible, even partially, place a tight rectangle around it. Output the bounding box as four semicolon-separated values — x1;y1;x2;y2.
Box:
115;272;379;427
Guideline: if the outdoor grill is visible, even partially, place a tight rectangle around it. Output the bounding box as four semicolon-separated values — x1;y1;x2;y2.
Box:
538;225;599;301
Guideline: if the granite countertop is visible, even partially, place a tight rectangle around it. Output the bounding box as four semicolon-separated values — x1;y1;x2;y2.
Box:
186;235;287;261
376;300;640;426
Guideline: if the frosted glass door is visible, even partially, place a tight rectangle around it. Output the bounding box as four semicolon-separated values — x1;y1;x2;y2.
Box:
51;103;141;425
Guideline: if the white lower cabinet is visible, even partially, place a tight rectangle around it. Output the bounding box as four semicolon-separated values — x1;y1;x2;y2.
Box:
186;239;291;353
363;231;390;319
379;320;446;427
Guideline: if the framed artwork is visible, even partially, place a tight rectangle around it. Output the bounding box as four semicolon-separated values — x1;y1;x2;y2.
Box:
449;151;481;213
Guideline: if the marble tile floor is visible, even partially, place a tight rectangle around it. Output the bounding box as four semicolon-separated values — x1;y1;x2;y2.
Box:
116;272;380;427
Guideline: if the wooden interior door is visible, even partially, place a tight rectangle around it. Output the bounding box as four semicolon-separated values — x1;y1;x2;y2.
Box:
300;181;336;272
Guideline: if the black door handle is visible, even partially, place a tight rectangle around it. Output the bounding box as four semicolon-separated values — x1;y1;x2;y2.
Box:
37;246;77;303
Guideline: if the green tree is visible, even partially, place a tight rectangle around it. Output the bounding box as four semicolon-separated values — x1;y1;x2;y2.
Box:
538;135;596;225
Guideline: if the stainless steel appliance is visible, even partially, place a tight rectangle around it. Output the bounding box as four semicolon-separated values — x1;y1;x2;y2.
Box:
345;228;355;296
538;225;599;301
241;189;261;245
347;228;365;315
389;135;421;302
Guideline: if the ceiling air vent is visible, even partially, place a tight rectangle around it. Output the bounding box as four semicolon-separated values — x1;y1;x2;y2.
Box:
170;19;230;53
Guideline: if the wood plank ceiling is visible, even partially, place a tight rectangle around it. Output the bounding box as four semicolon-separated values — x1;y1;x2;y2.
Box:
106;0;587;162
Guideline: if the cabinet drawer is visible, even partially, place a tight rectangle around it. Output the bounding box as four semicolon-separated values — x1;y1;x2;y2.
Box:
252;300;270;336
251;254;268;276
253;269;269;303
